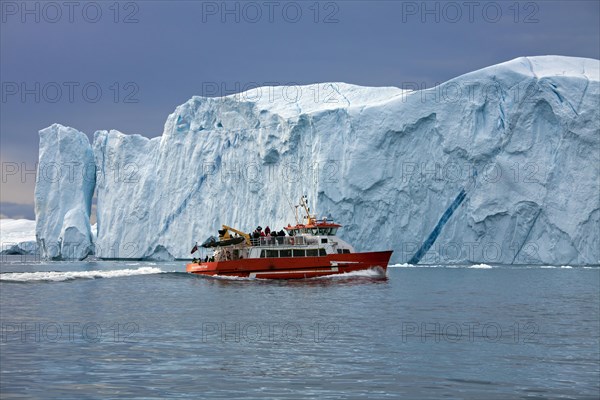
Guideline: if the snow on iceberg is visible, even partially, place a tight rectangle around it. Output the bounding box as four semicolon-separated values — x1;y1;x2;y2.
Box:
35;56;600;264
34;124;95;260
0;219;38;255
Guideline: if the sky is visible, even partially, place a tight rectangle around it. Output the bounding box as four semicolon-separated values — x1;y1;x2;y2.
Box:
1;0;599;219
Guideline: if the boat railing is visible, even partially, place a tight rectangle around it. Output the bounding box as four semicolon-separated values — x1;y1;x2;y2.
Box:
250;236;314;247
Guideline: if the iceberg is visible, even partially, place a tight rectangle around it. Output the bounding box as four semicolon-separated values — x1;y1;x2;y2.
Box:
34;56;600;264
34;124;95;260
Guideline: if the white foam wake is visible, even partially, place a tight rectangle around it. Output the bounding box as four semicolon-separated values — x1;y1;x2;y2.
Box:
0;267;163;282
316;267;387;279
468;263;493;269
392;264;594;269
205;274;258;281
388;263;415;268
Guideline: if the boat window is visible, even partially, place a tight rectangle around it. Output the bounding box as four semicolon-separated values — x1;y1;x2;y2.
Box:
321;238;328;244
337;249;343;254
280;249;292;258
306;249;318;257
319;248;327;256
343;249;351;254
318;228;327;235
266;250;279;258
311;228;319;235
329;228;337;235
293;249;305;257
260;250;266;258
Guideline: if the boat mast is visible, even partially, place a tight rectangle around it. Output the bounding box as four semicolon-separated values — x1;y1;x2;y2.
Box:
299;195;315;225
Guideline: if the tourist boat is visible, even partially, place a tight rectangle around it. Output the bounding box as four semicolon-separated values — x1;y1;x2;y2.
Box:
186;196;393;279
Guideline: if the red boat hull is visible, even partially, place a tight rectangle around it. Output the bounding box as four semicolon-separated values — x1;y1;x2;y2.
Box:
186;250;393;279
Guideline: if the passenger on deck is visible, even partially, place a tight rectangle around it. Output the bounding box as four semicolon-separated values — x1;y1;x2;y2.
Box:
274;229;284;244
265;226;271;235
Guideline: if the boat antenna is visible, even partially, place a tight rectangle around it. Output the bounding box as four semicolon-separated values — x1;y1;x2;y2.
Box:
280;177;298;224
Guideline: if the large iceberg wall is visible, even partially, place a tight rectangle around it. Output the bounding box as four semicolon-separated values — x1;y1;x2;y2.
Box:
34;124;95;260
37;56;600;264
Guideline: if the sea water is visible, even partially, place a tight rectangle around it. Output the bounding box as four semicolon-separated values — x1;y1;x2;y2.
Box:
1;257;599;399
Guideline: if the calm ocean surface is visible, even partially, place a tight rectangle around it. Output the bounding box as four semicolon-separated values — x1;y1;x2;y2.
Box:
1;258;599;399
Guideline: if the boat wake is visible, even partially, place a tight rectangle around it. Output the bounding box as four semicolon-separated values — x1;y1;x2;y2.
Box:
0;267;164;282
390;263;597;269
201;274;260;281
202;267;387;282
315;267;387;279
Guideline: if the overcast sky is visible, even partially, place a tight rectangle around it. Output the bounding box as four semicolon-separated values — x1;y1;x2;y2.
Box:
1;0;599;219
